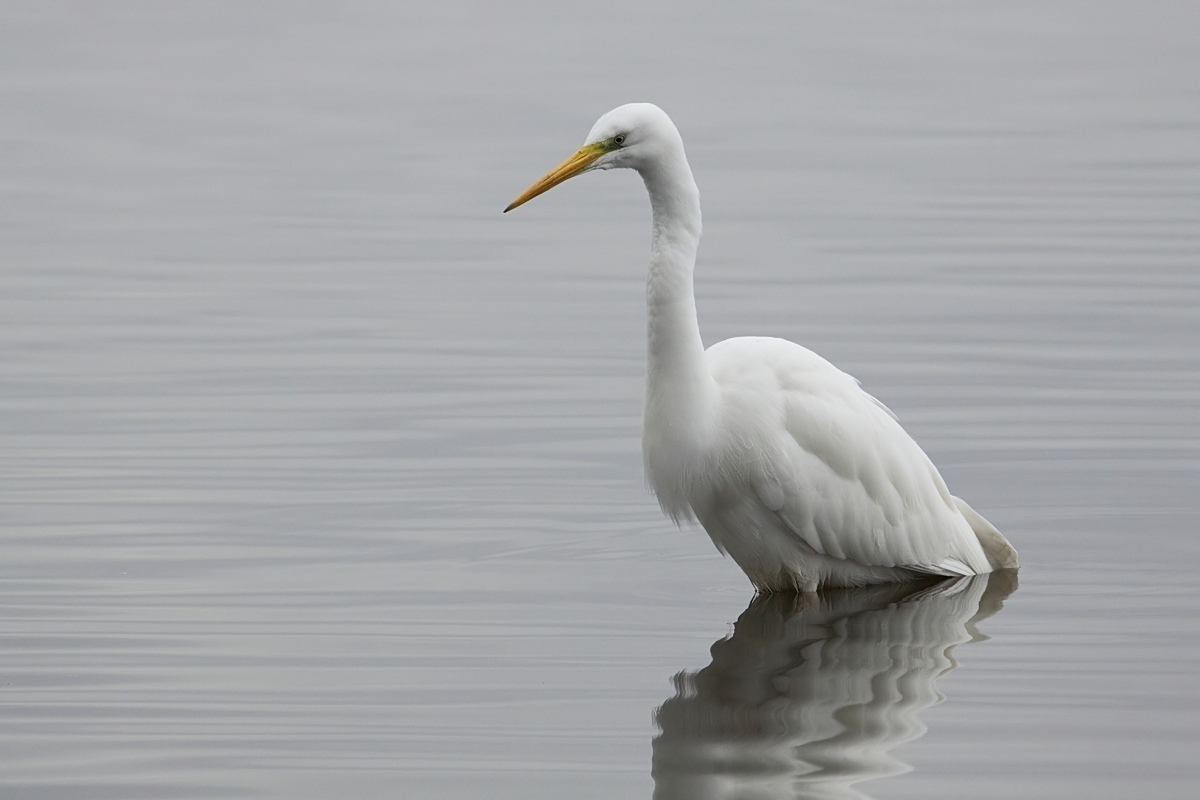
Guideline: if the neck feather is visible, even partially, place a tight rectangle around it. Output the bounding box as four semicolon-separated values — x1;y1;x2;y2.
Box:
640;153;717;486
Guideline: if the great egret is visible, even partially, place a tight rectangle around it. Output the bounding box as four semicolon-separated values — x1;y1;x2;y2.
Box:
505;103;1017;592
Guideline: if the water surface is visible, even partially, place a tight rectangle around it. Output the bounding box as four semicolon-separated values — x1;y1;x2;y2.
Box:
2;2;1198;798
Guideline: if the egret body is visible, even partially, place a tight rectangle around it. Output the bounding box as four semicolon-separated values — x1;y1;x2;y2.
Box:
505;103;1017;592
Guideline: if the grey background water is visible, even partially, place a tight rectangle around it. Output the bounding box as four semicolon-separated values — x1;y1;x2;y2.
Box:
2;2;1197;798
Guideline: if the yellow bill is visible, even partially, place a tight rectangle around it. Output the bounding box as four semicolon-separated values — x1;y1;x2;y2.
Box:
504;142;607;212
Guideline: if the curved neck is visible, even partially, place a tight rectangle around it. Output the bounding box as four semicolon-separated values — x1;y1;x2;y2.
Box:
640;154;716;457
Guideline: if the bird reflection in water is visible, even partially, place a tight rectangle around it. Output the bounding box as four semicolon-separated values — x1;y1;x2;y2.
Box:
652;571;1016;799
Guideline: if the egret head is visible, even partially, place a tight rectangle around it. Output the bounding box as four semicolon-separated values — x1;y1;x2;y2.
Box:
504;103;683;212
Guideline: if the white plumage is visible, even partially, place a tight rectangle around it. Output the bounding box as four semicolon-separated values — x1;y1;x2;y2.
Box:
506;103;1017;591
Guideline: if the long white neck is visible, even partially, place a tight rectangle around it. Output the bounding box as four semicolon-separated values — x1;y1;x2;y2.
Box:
639;149;718;507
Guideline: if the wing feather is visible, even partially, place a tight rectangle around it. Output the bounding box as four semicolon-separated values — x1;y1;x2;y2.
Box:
707;337;992;579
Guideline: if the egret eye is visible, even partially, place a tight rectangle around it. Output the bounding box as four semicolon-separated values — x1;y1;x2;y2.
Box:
613;134;626;146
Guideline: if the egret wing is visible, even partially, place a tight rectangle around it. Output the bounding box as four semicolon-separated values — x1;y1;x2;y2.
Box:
708;337;990;577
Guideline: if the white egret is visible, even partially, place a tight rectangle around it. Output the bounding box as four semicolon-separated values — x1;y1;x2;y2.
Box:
505;103;1017;592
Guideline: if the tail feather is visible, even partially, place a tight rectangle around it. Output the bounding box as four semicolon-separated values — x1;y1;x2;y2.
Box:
953;496;1019;570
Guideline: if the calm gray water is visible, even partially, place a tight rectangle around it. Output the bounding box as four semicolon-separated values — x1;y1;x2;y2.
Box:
2;2;1198;798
